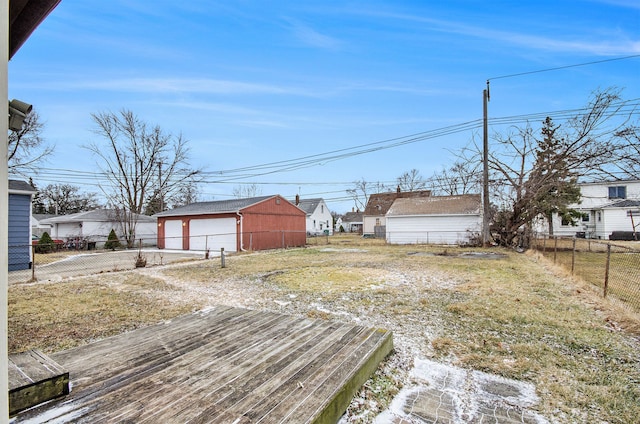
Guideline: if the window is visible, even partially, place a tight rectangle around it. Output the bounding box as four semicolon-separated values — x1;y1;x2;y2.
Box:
561;217;573;226
581;214;589;222
608;186;626;199
321;205;324;213
597;212;602;222
375;218;381;226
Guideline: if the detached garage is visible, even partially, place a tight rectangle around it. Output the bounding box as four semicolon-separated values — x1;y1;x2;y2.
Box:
155;195;307;252
386;194;482;245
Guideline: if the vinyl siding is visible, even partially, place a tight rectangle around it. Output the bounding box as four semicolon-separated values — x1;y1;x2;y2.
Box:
386;214;481;245
8;193;32;271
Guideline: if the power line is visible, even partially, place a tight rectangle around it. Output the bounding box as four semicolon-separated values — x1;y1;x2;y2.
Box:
488;55;640;81
21;99;639;188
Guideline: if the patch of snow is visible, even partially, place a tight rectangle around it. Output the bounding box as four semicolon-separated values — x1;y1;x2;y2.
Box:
319;248;368;253
374;358;549;424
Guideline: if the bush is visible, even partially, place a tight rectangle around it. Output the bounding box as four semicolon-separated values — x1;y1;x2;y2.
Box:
104;229;122;250
36;232;54;253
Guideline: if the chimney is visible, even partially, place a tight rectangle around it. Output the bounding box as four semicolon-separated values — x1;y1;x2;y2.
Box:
295;194;300;205
352;207;355;212
397;185;401;194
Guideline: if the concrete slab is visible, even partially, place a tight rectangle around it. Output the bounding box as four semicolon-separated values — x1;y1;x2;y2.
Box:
375;358;549;423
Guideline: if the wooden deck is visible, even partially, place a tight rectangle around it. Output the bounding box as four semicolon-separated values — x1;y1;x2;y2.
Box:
13;306;393;423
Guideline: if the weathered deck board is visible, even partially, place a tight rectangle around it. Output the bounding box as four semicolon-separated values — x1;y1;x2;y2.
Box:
13;306;393;423
8;350;69;416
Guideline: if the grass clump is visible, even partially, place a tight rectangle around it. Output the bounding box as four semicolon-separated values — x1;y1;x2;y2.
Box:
8;274;194;353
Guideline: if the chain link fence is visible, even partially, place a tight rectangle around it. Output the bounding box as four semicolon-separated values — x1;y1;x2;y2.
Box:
531;235;640;312
9;230;310;284
8;232;206;284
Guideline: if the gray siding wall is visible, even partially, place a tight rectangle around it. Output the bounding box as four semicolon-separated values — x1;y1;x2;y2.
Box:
9;193;32;271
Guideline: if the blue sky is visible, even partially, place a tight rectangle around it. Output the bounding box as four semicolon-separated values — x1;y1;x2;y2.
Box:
8;0;640;213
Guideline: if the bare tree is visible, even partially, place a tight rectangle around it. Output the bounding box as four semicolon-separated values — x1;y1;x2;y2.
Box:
38;183;101;214
486;88;630;247
346;178;388;211
396;169;426;192
232;183;263;198
169;179;201;208
86;109;201;247
431;160;481;195
8;110;53;176
611;124;640;180
145;179;200;214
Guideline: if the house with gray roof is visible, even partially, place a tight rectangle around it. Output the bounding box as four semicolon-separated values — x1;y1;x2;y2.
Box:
293;196;333;235
40;209;157;247
155;195;306;252
385;194;482;245
549;179;640;240
336;210;364;234
363;188;431;237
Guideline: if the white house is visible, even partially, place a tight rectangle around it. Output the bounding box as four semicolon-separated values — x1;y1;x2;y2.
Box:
31;213;56;238
386;194;482;245
294;196;333;235
551;180;640;239
336;210;364;233
40;209;157;247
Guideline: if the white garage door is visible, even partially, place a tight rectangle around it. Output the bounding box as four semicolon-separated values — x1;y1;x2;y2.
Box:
164;219;183;250
189;218;237;252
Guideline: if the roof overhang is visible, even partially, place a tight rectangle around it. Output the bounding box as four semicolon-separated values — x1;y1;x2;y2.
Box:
10;0;62;59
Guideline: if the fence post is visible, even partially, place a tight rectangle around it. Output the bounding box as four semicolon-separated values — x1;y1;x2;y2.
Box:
282;230;285;248
31;244;36;282
542;236;546;253
571;237;576;274
221;247;226;268
553;236;558;263
603;244;611;298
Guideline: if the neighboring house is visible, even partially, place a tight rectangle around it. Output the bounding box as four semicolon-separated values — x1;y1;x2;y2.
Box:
8;179;37;271
386;194;482;245
551;180;640;239
32;213;57;238
336;210;364;233
294;196;333;235
363;188;431;237
155;195;306;252
39;209;157;247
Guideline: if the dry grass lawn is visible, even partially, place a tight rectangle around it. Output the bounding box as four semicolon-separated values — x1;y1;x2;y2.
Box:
8;234;640;423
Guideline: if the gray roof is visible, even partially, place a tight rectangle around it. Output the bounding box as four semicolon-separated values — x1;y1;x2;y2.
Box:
341;211;363;223
603;199;640;209
33;213;58;222
9;179;36;193
387;194;481;216
364;190;432;216
40;209;156;224
295;198;324;215
154;195;276;217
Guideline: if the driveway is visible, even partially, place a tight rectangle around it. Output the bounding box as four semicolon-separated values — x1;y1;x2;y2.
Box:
8;249;209;284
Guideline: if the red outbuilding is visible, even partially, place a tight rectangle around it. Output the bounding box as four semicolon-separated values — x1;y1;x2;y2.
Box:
155;195;307;252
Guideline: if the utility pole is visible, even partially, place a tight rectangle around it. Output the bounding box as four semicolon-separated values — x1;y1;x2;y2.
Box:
482;80;490;246
157;161;163;213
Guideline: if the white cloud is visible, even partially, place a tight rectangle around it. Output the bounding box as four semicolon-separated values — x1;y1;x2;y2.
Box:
355;10;640;56
285;18;343;50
